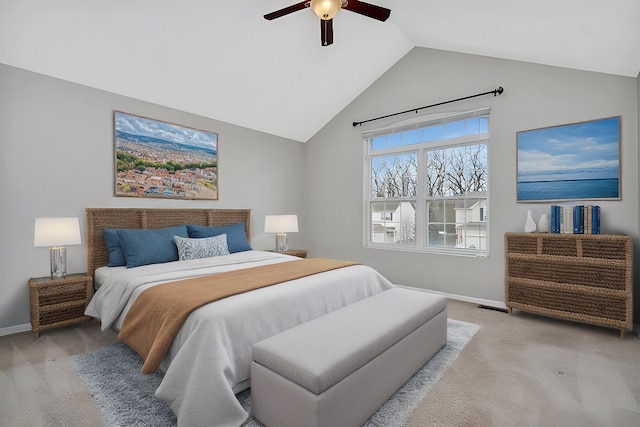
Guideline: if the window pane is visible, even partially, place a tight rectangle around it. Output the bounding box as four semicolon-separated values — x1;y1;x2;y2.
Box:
465;117;479;135
427;198;484;249
467;144;488;192
387;133;401;148
371;201;416;245
479;117;488;133
427;223;456;247
428;200;444;222
427;223;444;246
423;124;444;142
427;200;456;223
461;221;487;250
395;201;417;245
445;120;465;139
444;224;457;247
427;144;487;197
371;133;403;151
453;198;488;250
401;128;422;146
444;200;456;221
426;200;456;248
371;136;386;151
370;153;417;198
425;149;447;197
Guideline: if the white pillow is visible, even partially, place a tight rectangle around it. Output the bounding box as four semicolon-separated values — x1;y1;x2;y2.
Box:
174;234;230;261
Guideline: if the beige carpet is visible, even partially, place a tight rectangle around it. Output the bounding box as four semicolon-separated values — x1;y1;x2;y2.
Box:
1;298;639;426
407;302;640;427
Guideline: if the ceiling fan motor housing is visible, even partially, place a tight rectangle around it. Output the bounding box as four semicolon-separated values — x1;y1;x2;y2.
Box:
310;0;343;20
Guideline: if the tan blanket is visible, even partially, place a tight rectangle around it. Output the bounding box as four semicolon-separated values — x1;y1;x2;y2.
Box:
118;258;359;374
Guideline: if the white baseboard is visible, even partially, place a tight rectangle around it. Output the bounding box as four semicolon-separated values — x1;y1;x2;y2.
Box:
0;323;31;337
395;285;507;310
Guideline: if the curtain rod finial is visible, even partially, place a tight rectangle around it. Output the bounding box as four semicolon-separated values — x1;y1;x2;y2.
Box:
495;86;504;96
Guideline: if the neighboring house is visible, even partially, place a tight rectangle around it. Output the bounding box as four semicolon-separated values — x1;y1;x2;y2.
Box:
372;199;488;250
455;199;487;250
371;201;416;244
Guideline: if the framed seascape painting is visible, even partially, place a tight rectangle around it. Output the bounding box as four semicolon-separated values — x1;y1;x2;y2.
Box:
114;111;218;200
516;116;620;202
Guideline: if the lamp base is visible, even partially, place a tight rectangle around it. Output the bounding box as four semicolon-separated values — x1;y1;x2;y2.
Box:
50;246;67;278
275;233;289;252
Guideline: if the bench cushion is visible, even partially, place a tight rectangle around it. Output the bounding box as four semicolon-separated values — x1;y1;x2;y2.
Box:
252;287;447;394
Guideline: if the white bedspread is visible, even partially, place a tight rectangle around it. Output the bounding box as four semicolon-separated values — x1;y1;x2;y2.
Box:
85;251;394;427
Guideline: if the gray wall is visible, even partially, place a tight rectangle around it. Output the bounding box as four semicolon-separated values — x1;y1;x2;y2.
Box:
0;64;307;332
306;47;639;309
2;49;639;333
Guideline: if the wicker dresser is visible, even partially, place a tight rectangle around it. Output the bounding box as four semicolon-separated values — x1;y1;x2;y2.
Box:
504;233;632;337
28;273;93;337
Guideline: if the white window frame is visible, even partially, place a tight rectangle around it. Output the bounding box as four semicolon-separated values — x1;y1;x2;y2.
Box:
363;108;490;257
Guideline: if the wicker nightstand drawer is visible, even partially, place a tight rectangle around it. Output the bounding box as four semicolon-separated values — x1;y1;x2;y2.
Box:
28;273;93;338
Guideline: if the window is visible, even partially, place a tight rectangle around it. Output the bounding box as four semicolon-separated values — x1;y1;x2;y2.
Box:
364;110;489;256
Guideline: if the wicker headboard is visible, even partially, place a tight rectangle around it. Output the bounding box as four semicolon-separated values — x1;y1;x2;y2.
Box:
86;208;251;280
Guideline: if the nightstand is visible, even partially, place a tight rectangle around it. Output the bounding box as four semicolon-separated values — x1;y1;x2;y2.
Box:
280;249;307;258
28;273;93;338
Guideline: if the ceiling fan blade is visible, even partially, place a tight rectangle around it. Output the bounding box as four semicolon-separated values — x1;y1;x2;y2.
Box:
343;0;391;22
264;1;309;20
320;18;334;46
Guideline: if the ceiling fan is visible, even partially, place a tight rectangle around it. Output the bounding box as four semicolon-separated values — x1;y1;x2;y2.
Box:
264;0;391;47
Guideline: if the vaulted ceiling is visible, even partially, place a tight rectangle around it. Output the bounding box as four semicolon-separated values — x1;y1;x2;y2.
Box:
1;1;639;142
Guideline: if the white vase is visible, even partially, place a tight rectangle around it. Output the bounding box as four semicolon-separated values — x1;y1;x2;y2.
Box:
537;213;550;233
524;210;537;233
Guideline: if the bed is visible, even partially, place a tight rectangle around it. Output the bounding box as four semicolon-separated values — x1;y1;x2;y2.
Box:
84;208;395;427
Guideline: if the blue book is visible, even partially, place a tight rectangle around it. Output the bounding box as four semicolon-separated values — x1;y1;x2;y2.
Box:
592;206;600;234
579;206;584;234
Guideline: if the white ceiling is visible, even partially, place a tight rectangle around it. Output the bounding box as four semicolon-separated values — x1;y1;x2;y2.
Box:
1;0;639;142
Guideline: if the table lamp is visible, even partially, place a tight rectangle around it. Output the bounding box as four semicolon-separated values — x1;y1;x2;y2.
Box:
264;215;299;252
34;217;82;278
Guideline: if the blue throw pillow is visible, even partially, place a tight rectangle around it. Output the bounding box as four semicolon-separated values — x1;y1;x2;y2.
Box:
187;223;252;253
103;228;126;267
117;225;189;268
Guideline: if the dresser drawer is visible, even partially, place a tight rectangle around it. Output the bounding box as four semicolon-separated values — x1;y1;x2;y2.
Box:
508;280;627;322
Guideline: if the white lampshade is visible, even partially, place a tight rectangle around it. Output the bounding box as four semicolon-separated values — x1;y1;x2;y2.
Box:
34;218;81;247
310;0;342;20
264;215;299;233
265;215;299;252
34;217;81;278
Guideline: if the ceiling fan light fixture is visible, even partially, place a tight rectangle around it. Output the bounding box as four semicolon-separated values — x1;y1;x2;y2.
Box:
310;0;342;20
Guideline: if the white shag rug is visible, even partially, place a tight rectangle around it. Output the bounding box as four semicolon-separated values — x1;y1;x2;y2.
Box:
71;318;480;427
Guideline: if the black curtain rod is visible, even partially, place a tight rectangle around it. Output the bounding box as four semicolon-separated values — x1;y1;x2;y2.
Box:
352;86;504;127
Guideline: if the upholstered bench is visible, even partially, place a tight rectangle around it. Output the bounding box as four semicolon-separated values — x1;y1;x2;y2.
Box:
251;287;447;427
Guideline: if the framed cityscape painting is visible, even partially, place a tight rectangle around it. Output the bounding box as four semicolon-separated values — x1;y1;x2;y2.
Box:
517;116;620;202
114;111;218;200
